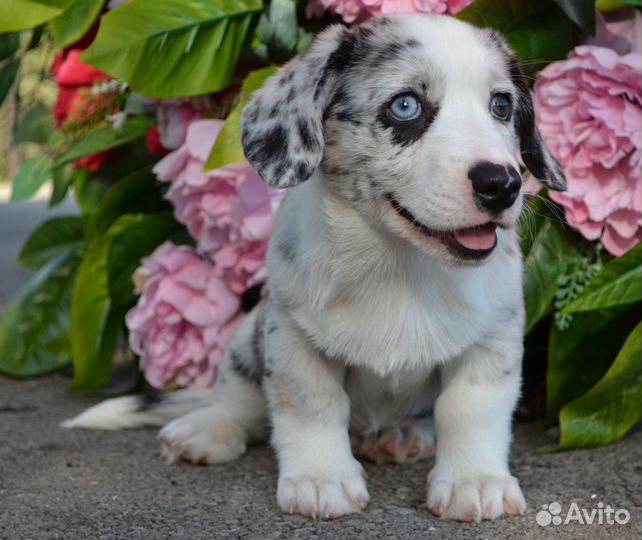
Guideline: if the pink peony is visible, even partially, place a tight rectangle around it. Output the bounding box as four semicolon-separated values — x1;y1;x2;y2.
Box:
306;0;473;23
533;45;642;256
125;242;242;389
153;119;284;294
156;99;210;151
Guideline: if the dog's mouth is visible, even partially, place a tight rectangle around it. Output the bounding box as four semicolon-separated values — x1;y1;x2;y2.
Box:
386;194;498;260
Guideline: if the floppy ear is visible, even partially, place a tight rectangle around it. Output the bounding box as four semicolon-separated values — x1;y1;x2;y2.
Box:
509;60;567;191
241;24;351;189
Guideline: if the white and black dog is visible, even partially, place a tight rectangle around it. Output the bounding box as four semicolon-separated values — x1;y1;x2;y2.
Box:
65;13;566;523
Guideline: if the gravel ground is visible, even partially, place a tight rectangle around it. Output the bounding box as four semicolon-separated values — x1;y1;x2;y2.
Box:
0;374;640;540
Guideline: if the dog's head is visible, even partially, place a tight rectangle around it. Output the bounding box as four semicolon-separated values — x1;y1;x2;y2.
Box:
241;14;566;265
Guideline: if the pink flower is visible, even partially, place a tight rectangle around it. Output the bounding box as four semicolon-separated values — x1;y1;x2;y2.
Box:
306;0;473;23
153;119;284;293
125;242;242;389
533;45;642;256
156;99;211;151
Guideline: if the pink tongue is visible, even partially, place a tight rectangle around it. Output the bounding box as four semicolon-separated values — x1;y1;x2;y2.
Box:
453;224;497;251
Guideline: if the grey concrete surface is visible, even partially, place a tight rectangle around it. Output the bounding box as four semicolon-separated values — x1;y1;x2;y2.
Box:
1;195;641;539
0;374;640;540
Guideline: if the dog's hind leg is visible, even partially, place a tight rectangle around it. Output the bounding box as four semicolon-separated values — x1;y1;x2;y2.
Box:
352;416;436;465
158;304;269;464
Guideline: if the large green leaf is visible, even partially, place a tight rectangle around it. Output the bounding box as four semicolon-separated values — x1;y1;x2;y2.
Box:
204;66;277;171
107;212;181;306
564;243;642;313
0;0;72;32
14;103;55;144
545;304;640;425
456;0;573;75
0;57;19;106
554;0;595;34
0;249;80;377
85;168;171;240
10;154;52;202
558;322;642;449
53;116;154;168
522;218;578;334
81;0;263;98
70;213;180;389
19;216;85;269
49;0;103;48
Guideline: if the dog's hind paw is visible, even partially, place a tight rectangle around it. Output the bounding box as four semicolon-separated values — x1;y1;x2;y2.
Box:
158;408;247;465
352;419;436;464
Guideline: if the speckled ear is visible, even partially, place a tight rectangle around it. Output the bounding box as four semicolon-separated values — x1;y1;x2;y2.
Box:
241;25;351;189
509;59;567;192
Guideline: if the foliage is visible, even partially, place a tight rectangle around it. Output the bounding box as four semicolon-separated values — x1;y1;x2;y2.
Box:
0;0;640;453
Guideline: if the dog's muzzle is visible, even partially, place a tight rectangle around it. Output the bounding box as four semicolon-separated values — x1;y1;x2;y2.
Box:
468;161;521;214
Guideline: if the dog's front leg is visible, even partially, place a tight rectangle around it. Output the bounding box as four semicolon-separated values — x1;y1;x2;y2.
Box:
427;325;526;522
265;314;369;519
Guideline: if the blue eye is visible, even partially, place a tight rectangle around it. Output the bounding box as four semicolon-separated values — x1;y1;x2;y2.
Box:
490;93;512;121
389;93;421;121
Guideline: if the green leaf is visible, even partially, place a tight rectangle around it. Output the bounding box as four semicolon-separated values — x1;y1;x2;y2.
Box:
19;216;85;269
522;218;578;334
49;165;78;207
554;0;595;34
14;103;55;144
53;116;154;168
0;32;20;60
49;0;103;48
545;304;640;425
597;0;642;12
205;66;277;170
70;215;133;389
558;322;642;449
0;249;81;377
564;244;642;313
70;213;180;389
10;154;52;202
107;212;181;305
86;168;171;240
456;0;573;76
74;168;110;215
0;57;19;106
80;0;263;98
0;0;72;32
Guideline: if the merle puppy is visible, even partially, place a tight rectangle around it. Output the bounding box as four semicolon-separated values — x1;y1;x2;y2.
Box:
65;13;566;523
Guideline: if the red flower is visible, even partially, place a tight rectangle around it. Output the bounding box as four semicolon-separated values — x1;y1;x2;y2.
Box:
146;125;170;157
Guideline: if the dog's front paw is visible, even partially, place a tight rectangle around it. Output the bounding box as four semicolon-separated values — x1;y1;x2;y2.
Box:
427;469;525;522
278;459;370;519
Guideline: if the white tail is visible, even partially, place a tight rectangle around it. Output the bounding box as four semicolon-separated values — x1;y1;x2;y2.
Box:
61;389;212;430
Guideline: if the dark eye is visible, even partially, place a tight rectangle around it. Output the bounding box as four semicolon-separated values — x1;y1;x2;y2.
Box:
490;93;512;121
389;93;421;122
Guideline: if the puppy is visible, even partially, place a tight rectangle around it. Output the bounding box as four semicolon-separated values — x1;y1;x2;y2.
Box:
65;13;566;522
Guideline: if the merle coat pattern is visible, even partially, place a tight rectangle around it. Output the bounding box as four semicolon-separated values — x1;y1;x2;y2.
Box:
65;14;565;523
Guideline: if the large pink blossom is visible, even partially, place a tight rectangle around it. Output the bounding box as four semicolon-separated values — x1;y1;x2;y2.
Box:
306;0;473;23
153;119;284;293
533;45;642;256
126;242;242;389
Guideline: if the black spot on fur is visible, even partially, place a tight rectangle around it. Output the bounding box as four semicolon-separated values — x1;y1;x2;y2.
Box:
297;118;319;152
295;161;313;180
245;124;288;173
230;351;263;385
241;283;263;312
377;93;439;147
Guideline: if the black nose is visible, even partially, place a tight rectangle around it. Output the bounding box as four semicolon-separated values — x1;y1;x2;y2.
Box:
468;161;522;214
